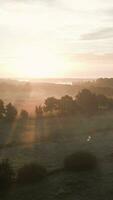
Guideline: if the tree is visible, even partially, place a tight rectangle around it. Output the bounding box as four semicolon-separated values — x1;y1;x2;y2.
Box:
73;100;81;113
0;99;5;120
76;89;98;114
96;94;109;110
35;106;43;118
5;103;17;122
59;95;74;115
44;97;59;112
20;109;29;120
95;78;113;87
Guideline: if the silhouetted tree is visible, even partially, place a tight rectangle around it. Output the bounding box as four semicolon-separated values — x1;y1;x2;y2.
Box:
76;89;98;114
20;109;29;120
35;106;43;118
73;100;81;113
44;97;59;112
5;103;17;122
0;99;5;121
59;95;74;115
42;89;113;117
95;78;113;87
96;94;109;110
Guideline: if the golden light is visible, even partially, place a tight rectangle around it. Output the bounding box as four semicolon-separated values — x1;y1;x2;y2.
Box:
9;47;68;79
0;0;112;79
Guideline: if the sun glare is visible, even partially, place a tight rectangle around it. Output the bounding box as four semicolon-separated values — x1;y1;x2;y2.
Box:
10;47;68;79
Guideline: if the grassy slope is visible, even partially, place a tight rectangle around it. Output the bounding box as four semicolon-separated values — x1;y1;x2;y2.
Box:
1;112;113;199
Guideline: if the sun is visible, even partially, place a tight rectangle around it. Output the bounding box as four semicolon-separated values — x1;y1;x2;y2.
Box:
10;47;68;79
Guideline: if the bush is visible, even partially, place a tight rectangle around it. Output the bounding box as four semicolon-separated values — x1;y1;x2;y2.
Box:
20;109;29;120
17;163;47;184
64;151;98;171
0;159;15;190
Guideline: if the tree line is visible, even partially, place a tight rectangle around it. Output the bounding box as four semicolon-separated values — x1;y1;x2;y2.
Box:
1;89;113;123
36;89;113;117
0;100;28;124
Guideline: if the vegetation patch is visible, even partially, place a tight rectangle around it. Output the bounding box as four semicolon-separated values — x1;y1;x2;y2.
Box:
17;163;47;184
0;159;15;190
64;151;98;171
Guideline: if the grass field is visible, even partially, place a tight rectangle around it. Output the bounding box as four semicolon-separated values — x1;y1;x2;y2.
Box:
1;112;113;199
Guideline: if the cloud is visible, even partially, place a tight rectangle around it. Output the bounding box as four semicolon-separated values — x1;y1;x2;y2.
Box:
66;52;113;78
81;27;113;40
69;53;113;76
73;53;113;63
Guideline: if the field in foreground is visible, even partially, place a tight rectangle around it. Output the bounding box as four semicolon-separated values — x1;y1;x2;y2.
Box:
1;112;113;199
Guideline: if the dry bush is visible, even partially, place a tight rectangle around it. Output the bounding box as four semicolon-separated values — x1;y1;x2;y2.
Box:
64;151;98;171
17;163;47;184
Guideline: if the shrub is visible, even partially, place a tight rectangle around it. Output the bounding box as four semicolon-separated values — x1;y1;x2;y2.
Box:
0;159;15;190
17;163;47;184
20;109;29;120
64;151;98;171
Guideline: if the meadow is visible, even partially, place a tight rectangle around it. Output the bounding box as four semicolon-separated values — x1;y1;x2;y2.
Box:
1;112;113;199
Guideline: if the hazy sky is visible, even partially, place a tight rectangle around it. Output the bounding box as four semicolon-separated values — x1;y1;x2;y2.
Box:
0;0;113;78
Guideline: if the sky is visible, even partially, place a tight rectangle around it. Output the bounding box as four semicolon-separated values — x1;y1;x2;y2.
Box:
0;0;113;79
